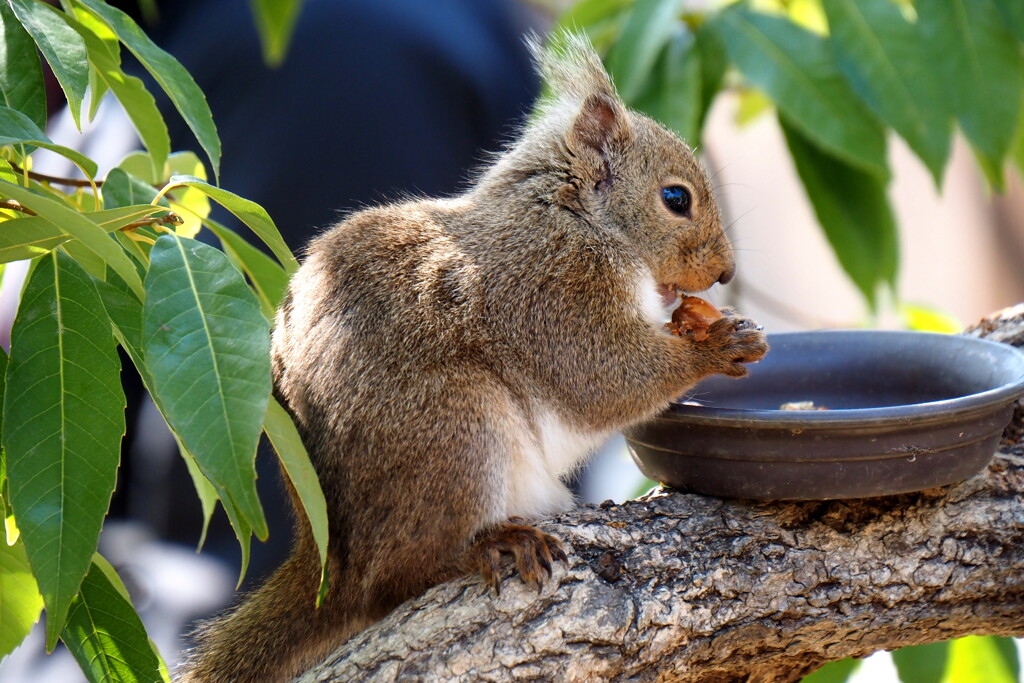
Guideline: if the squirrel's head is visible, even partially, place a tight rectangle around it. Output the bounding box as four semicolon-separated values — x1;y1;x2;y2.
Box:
497;34;734;303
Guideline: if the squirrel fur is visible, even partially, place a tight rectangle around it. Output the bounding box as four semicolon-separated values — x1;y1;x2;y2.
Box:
179;35;768;682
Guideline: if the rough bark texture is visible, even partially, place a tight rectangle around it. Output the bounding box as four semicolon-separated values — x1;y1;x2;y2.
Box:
298;306;1024;682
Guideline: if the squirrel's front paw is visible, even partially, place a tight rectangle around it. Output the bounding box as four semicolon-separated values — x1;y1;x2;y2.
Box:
702;313;769;377
467;521;568;595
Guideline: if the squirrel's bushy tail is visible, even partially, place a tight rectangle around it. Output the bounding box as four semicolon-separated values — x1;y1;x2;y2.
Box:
178;543;352;683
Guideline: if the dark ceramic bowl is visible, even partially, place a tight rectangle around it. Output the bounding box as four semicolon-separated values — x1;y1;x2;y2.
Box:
624;330;1024;500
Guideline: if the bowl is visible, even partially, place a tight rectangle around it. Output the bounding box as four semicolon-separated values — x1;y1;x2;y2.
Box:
624;330;1024;500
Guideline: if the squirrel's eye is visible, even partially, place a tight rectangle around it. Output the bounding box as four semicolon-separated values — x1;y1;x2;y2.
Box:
661;185;692;217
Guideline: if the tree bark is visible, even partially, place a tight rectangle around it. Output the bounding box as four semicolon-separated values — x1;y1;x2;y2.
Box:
298;305;1024;683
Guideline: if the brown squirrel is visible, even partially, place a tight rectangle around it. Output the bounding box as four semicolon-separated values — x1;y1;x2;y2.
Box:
179;35;767;682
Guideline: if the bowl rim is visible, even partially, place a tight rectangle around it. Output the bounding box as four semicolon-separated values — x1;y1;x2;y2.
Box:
665;329;1024;430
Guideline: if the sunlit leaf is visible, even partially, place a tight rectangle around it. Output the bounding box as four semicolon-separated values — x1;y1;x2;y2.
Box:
735;88;772;126
0;159;15;184
76;0;221;180
7;0;88;130
823;0;952;187
4;251;125;649
714;5;888;179
0;537;43;659
61;555;168;683
899;303;961;334
143;235;270;542
940;635;1018;683
0;2;46;129
917;0;1023;189
163;152;210;238
780;115;897;308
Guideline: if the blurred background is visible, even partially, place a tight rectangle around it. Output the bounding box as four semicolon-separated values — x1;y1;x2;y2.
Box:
2;0;1022;681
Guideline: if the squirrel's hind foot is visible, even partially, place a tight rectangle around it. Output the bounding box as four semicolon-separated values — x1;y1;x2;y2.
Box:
467;521;568;595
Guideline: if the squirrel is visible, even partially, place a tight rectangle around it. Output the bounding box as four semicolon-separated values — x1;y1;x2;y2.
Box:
179;34;768;682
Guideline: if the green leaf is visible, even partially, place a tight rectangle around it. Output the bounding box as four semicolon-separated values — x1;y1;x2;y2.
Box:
0;205;158;265
4;251;125;649
249;0;304;67
93;274;226;557
0;159;15;184
116;150;159;185
780;115;898;308
941;635;1018;683
714;6;888;179
264;398;328;601
823;0;952;187
61;556;167;683
0;106;97;178
143;235;270;541
801;657;861;683
165;175;298;273
694;20;728;135
75;0;221;180
0;180;144;297
0;538;43;659
993;0;1024;42
102;168;163;210
917;0;1023;189
0;2;46;129
64;12;169;178
634;25;701;146
734;88;772;127
605;0;681;103
7;0;88;131
0;217;70;263
0;346;6;442
206;218;289;316
555;0;632;31
893;641;949;683
178;441;218;551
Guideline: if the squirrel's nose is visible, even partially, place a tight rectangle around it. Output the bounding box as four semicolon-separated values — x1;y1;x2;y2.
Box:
717;264;736;285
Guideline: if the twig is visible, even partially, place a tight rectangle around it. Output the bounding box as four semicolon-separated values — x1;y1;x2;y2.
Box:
0;200;36;216
8;162;100;188
118;212;183;232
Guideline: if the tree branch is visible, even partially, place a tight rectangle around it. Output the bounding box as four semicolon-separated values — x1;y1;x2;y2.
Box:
298;305;1024;682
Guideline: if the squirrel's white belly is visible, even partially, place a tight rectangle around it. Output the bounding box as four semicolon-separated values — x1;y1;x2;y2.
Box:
503;405;607;520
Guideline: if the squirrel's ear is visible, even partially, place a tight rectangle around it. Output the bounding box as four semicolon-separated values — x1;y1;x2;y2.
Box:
568;92;629;155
